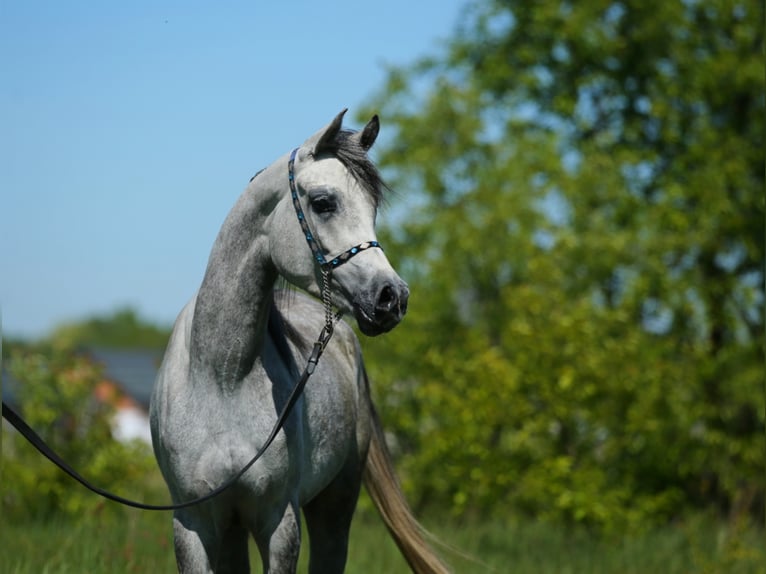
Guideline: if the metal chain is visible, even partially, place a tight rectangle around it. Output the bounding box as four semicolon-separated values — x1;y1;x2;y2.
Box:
321;268;335;331
2;273;348;511
319;267;344;342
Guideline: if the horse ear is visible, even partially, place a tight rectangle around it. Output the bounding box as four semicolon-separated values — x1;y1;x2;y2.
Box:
354;115;379;151
308;108;347;156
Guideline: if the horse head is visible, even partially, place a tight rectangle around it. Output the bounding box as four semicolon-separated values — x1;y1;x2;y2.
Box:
267;110;409;336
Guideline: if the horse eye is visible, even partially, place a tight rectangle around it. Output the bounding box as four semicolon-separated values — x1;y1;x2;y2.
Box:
310;196;337;215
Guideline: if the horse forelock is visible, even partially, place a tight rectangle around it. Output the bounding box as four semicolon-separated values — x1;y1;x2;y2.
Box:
321;129;389;209
248;127;390;208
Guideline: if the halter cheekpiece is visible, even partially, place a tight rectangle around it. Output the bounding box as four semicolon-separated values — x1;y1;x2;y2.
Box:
288;148;382;270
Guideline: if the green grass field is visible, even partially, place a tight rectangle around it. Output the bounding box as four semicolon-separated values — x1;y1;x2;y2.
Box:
2;502;763;574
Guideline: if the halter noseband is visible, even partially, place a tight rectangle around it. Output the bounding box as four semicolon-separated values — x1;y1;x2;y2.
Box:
288;148;382;271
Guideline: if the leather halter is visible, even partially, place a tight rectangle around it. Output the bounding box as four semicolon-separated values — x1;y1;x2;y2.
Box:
288;147;382;270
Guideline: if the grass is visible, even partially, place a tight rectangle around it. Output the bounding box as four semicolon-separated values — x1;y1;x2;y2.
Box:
2;501;764;574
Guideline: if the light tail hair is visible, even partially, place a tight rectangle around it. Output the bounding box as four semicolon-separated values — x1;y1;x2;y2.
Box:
363;399;451;574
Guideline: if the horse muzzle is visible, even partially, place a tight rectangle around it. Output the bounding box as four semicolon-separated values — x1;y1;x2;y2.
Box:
354;279;409;336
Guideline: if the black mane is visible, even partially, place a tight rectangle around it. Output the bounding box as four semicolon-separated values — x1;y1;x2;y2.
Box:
323;129;389;208
250;127;390;207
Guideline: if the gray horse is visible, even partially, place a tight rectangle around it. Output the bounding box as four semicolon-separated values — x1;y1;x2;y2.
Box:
150;110;449;574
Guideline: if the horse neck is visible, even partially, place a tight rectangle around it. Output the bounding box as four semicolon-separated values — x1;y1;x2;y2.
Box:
189;165;284;388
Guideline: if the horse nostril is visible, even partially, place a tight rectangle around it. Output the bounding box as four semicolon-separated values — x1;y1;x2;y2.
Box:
376;284;396;313
374;282;409;319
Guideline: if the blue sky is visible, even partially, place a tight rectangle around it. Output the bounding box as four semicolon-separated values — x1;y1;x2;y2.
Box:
1;1;465;338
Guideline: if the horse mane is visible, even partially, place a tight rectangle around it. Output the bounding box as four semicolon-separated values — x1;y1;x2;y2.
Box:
319;128;390;208
250;126;390;208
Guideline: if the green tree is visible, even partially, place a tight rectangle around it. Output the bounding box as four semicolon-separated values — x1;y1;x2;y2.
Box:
50;307;171;350
359;0;763;529
3;348;156;520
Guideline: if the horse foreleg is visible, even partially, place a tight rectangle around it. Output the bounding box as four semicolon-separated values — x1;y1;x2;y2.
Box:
173;509;250;574
173;511;214;574
254;501;301;574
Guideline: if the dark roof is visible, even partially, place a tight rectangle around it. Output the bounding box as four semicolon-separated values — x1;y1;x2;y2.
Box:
86;348;161;409
2;348;160;412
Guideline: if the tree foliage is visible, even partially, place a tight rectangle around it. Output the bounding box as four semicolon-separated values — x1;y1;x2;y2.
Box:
359;0;764;529
50;307;171;350
3;348;156;520
2;311;169;520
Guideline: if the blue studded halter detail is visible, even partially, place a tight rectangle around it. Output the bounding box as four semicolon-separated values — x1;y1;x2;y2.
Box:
288;148;382;271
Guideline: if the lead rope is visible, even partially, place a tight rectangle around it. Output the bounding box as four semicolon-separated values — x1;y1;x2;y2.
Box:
1;297;343;511
2;145;376;511
1;150;352;511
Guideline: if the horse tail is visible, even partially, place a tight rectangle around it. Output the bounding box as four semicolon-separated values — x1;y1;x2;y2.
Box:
363;393;451;574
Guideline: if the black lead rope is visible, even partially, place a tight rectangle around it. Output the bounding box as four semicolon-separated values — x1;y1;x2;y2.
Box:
2;145;382;511
1;320;336;511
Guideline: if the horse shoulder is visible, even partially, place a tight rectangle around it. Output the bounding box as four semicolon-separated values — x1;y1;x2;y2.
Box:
150;297;197;468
